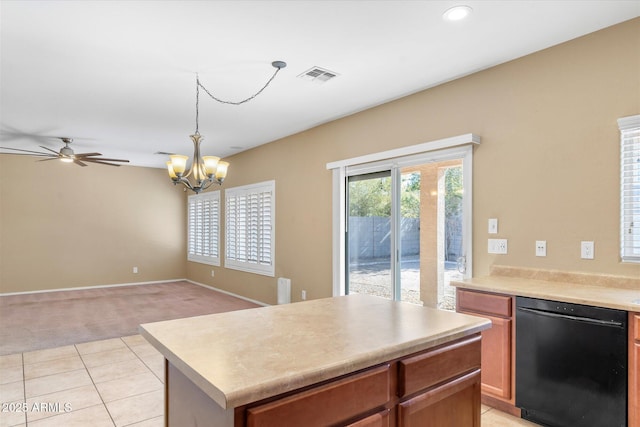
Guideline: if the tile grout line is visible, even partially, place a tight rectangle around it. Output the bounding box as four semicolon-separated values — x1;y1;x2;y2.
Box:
73;337;163;426
118;337;166;426
74;342;117;427
122;338;164;384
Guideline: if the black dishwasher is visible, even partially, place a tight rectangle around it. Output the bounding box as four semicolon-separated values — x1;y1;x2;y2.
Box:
515;296;627;427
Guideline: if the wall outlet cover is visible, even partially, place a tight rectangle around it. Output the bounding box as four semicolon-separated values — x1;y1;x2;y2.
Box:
581;241;594;259
488;238;508;254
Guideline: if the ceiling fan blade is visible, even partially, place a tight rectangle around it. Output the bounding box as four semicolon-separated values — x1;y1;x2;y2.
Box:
39;146;61;155
0;126;63;144
0;146;52;156
0;152;53;158
74;152;102;158
85;157;129;163
37;157;63;162
82;159;124;167
155;151;175;155
73;159;88;167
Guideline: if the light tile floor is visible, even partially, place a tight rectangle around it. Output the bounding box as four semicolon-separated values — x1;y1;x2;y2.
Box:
1;336;537;426
0;336;163;427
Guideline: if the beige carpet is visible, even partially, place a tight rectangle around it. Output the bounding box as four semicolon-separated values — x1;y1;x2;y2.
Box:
0;281;260;355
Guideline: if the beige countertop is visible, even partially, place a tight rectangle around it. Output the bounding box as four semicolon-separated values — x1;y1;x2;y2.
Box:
452;274;640;312
139;294;490;410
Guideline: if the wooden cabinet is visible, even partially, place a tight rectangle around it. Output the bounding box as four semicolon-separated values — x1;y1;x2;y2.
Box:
237;334;482;427
245;364;391;427
631;312;640;427
456;289;517;416
397;370;480;427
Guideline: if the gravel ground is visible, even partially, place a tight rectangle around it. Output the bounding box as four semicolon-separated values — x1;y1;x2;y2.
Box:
348;259;462;310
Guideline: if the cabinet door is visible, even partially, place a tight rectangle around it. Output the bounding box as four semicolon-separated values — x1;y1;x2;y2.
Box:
479;315;512;400
397;370;480;427
631;313;640;427
632;341;639;427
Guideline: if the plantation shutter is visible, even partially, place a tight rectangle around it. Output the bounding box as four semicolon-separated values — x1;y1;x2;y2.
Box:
187;191;220;265
225;181;275;276
619;115;640;262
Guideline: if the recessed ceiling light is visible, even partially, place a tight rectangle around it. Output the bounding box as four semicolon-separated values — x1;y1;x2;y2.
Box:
443;5;473;21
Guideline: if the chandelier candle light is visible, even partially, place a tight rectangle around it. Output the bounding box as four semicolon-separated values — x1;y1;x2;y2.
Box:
167;60;287;193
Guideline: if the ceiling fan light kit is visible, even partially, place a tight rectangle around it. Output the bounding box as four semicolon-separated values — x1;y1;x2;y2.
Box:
167;60;286;194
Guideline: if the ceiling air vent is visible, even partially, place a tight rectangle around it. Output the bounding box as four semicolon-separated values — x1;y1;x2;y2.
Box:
298;67;339;84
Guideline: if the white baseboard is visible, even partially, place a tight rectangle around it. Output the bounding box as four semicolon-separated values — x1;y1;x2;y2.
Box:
186;280;270;307
0;279;184;297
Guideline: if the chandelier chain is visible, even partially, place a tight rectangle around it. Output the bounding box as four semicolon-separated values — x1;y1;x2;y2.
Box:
170;61;286;193
195;77;200;134
196;66;282;107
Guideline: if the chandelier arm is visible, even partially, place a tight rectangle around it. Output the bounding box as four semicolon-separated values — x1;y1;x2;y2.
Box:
172;178;191;192
174;176;218;194
197;67;282;106
199;179;217;193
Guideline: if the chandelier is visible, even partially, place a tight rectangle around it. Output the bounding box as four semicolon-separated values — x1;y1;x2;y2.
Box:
167;60;287;193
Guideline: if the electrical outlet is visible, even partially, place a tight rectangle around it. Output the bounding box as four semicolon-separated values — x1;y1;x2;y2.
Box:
535;240;547;257
488;239;508;254
301;290;307;300
133;267;138;274
581;241;594;259
211;270;215;277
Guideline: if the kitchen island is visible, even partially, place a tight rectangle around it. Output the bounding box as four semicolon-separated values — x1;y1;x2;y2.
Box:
140;294;491;427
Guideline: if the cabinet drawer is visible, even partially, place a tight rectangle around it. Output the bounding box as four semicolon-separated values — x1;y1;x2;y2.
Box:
633;314;640;341
246;364;391;427
397;369;481;427
346;409;390;427
398;335;481;398
457;289;512;318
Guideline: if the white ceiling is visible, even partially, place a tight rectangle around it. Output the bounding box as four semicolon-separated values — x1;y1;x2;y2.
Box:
1;1;638;168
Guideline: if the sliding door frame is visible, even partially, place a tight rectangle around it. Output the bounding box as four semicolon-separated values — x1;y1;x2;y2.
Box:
328;134;480;297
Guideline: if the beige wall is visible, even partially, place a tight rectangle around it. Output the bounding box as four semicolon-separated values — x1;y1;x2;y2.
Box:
2;19;637;300
188;18;640;304
0;155;186;293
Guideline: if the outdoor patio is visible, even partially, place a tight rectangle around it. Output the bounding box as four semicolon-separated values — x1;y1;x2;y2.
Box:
348;257;462;310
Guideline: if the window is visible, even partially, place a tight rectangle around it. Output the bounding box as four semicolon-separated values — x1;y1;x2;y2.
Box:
225;180;275;276
619;114;640;263
187;191;220;266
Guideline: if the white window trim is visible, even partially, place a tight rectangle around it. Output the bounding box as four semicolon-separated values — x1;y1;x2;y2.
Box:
619;114;640;263
188;191;220;266
225;180;275;276
327;134;480;297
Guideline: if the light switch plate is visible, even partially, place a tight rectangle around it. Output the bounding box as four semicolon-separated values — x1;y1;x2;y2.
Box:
488;218;498;234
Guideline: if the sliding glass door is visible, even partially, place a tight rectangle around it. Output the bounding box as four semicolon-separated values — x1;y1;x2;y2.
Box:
343;148;471;309
347;171;393;299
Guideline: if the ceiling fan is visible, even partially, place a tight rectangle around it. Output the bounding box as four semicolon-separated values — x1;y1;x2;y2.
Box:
0;137;129;167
